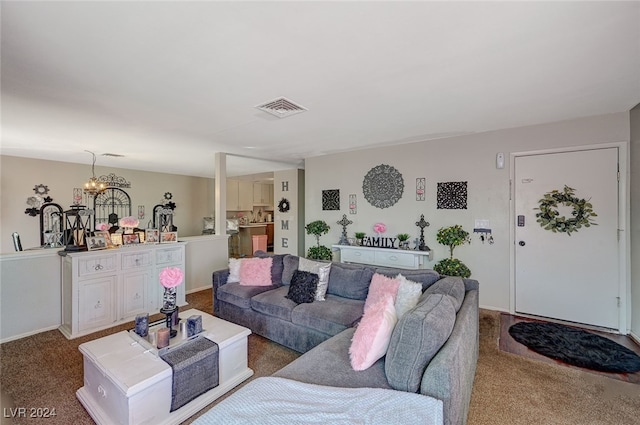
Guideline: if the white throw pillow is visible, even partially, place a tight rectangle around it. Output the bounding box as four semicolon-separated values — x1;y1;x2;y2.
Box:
227;258;241;283
394;274;423;320
298;257;331;301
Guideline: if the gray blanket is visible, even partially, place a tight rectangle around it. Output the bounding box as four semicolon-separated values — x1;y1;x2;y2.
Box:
193;376;443;425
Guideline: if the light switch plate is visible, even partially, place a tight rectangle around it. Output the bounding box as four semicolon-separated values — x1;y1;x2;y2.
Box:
474;219;490;229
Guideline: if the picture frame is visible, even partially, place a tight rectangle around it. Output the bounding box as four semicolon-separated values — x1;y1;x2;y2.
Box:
145;229;159;244
111;233;123;246
123;233;140;245
160;231;178;243
94;231;115;248
87;236;107;251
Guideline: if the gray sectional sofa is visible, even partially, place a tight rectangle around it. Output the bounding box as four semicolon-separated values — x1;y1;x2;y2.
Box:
211;252;479;425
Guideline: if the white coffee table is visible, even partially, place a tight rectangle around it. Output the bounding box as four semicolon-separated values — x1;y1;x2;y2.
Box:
76;309;253;425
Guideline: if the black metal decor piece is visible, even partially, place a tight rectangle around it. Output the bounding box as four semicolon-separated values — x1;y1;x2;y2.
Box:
39;202;64;247
337;214;353;245
63;205;94;251
93;187;132;229
437;181;468;209
415;214;430;251
153;204;176;232
322;190;340;210
362;164;404;209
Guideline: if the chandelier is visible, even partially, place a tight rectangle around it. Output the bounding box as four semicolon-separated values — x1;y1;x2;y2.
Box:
83;150;105;195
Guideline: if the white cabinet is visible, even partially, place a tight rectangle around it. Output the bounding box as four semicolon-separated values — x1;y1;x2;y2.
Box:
253;183;274;207
78;276;116;332
121;271;149;319
60;243;186;339
227;180;254;210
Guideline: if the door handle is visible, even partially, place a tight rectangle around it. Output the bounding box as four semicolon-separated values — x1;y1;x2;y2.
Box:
519;241;526;246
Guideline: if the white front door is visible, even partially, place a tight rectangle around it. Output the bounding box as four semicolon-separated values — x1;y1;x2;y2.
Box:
514;148;620;329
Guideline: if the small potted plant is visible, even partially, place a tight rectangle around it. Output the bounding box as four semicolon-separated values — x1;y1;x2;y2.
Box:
397;233;410;249
433;225;471;277
305;220;332;260
354;232;366;246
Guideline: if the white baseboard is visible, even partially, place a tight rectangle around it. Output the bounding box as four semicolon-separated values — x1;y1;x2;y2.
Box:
479;305;510;313
630;331;640;346
186;285;211;294
0;324;59;344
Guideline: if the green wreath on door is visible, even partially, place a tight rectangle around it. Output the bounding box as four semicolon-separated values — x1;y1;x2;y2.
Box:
534;185;597;236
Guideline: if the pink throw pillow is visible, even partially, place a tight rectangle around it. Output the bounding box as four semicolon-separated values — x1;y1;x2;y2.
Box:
239;257;273;286
364;273;400;312
349;294;398;371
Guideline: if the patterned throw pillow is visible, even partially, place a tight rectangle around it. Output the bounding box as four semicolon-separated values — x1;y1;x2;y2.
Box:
285;270;319;304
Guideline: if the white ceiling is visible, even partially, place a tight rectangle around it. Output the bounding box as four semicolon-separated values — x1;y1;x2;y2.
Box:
2;1;639;178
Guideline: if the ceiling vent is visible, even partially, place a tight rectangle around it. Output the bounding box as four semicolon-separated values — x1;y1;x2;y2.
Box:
255;97;307;118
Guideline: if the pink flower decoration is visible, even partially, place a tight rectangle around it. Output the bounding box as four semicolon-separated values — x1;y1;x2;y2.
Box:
96;223;110;231
373;222;387;234
159;267;183;288
119;216;139;228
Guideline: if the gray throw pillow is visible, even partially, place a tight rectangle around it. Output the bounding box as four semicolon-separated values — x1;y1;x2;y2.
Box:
374;268;441;291
421;276;465;312
281;255;300;285
385;294;457;393
327;264;375;300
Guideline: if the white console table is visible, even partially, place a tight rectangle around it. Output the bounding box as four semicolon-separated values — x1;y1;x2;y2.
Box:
332;245;432;270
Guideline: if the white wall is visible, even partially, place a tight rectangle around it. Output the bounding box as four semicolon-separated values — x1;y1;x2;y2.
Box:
630;105;640;340
305;112;631;316
0;155;215;254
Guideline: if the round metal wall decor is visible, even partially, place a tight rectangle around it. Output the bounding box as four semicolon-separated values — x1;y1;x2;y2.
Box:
362;164;404;209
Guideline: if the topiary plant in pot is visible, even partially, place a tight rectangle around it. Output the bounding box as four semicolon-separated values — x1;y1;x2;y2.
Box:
305;220;332;260
433;225;471;277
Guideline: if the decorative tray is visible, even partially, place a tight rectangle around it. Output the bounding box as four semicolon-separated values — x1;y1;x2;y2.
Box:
128;317;206;357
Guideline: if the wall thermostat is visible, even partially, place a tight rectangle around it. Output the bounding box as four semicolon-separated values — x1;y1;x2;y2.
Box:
496;152;505;169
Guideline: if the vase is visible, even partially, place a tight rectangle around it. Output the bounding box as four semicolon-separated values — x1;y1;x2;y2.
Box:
162;286;177;311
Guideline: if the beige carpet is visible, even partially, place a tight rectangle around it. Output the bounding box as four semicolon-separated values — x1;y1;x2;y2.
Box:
1;290;638;424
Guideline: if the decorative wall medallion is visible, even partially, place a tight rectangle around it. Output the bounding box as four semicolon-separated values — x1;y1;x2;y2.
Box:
278;198;290;213
322;189;340;210
437;181;467;209
349;194;357;214
416;178;426;201
33;184;49;195
362;164;404;209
